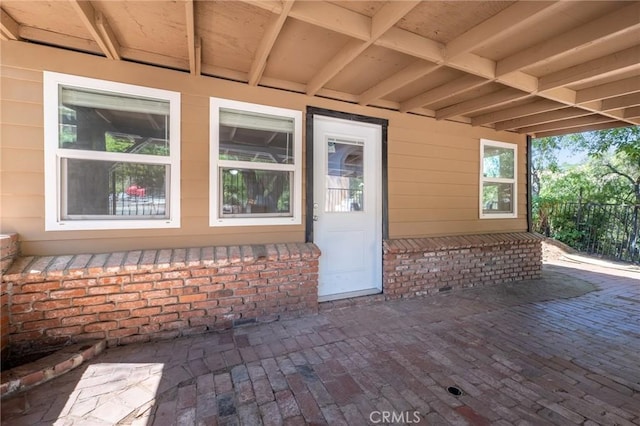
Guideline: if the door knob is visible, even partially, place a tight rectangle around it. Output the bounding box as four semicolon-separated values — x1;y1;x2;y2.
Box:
313;215;319;221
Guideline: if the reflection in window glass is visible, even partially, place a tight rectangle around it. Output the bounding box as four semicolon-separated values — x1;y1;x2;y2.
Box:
482;145;514;179
220;168;291;217
326;139;364;213
219;108;294;164
482;182;513;215
59;86;170;156
63;159;167;218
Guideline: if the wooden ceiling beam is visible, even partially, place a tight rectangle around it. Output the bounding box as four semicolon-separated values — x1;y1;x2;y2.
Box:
19;25;102;54
305;39;369;95
494;108;591;131
400;74;489;113
288;1;369;41
248;0;294;86
497;2;640;76
68;0;119;59
519;115;615;134
95;12;120;60
358;61;440;106
1;8;20;40
623;106;640;119
576;76;640;103
471;99;566;126
305;1;419;96
376;27;444;64
539;45;640;91
120;47;190;71
533;121;631;138
371;1;420;40
243;1;283;14
184;0;198;75
601;93;640;111
445;1;562;60
436;88;530;120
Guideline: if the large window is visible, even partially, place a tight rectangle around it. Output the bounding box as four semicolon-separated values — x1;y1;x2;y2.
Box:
44;72;180;230
210;98;302;226
480;139;517;219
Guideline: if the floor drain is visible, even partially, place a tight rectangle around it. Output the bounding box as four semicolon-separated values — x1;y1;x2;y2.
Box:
447;386;463;396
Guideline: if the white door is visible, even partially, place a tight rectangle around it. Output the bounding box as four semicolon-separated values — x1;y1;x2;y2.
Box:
313;115;382;301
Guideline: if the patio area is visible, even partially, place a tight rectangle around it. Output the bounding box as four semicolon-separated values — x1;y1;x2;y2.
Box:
2;257;639;425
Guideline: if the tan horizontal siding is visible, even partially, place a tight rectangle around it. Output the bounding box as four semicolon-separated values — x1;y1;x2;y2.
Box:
1;40;528;256
390;219;529;238
2;124;44;150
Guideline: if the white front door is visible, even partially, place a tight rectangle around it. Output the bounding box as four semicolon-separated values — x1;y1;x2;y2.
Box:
313;115;382;301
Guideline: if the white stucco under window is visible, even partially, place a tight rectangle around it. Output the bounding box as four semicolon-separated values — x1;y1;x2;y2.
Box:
43;72;181;231
209;98;302;227
480;139;517;219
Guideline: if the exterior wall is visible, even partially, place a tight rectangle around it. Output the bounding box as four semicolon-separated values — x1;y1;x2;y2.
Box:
2;243;319;357
1;41;527;256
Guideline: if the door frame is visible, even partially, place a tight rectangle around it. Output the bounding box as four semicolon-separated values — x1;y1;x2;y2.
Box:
305;106;389;244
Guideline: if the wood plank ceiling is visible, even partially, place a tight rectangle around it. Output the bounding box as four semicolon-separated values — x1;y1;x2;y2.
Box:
2;0;639;138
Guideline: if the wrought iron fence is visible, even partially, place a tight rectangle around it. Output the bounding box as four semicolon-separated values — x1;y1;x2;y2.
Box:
534;201;640;264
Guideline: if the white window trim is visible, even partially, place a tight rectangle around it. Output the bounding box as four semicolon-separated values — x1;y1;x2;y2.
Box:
44;71;181;231
209;97;302;227
479;138;517;219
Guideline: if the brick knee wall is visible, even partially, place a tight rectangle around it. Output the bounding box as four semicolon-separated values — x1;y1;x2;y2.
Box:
383;233;542;299
2;243;320;357
1;233;20;360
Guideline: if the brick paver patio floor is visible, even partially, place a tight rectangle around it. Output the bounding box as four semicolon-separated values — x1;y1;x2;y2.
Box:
2;258;639;425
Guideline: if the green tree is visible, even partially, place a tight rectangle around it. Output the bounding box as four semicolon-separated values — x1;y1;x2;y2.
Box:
532;126;640;259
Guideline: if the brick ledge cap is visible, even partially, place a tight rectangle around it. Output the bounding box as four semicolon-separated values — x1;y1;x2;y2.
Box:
3;242;321;281
384;232;543;254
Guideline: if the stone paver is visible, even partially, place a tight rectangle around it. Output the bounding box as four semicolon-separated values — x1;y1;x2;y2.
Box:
2;258;639;425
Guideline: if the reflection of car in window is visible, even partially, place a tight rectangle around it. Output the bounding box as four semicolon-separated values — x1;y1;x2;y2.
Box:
126;185;146;197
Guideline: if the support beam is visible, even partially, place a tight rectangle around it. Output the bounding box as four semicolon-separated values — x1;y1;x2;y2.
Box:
518;115;614;134
445;1;562;59
576;76;640;103
239;0;638;128
95;12;120;59
248;0;294;86
288;1;369;41
358;61;440;106
495;108;591;131
497;2;640;76
185;0;198;75
305;39;369;96
601;93;640;111
69;0;120;59
1;8;20;40
400;74;489;113
195;37;202;76
624;106;640;119
371;1;420;39
20;25;102;55
306;1;419;96
436;89;530;120
471;99;566;126
539;45;640;91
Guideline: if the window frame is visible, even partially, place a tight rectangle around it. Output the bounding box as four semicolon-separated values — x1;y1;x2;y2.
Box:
209;97;302;227
479;138;518;219
43;71;181;231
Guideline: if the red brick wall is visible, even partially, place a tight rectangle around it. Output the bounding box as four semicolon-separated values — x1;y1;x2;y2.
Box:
1;233;20;360
2;243;319;356
383;233;542;299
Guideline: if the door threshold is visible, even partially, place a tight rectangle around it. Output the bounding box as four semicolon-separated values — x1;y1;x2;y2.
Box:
318;288;381;303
